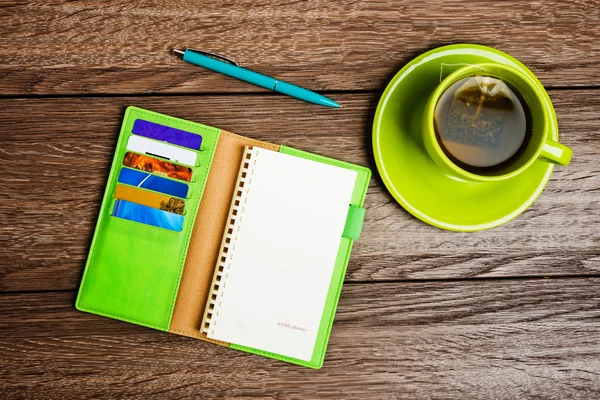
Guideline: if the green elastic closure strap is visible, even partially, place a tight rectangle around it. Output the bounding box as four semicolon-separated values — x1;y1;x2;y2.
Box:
343;205;366;240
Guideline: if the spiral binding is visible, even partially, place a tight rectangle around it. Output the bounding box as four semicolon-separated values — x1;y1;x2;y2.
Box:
201;146;256;335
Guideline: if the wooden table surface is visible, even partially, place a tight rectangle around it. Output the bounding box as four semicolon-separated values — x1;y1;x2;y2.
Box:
1;1;599;398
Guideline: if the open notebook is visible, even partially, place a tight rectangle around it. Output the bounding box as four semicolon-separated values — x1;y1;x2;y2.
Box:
202;147;357;361
76;107;370;368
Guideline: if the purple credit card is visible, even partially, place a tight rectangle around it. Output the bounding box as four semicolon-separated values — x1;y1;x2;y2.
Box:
132;119;202;150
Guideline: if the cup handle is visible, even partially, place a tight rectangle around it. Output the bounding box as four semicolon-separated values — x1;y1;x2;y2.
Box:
538;139;572;166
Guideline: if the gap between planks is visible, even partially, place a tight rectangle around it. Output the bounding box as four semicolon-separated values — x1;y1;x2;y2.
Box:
0;85;599;101
3;274;600;296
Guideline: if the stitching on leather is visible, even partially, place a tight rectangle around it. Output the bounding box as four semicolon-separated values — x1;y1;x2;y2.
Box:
78;107;218;331
170;328;229;346
171;328;201;337
231;344;321;368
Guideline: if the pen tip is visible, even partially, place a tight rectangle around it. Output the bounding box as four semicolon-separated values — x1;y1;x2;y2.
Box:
172;49;185;58
322;98;341;108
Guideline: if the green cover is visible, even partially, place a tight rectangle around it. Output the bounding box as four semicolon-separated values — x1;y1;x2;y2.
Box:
76;106;219;331
229;146;371;369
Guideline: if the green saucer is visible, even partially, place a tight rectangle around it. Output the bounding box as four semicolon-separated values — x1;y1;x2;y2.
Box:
372;44;557;231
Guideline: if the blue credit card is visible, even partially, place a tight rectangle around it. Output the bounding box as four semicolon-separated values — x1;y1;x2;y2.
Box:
118;168;188;198
112;199;184;232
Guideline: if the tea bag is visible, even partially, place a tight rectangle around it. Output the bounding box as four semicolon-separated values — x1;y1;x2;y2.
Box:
434;76;527;168
456;76;514;111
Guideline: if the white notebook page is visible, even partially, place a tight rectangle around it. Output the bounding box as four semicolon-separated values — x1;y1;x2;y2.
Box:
207;147;357;361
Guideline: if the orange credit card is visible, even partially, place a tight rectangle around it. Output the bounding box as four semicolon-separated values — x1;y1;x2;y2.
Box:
114;185;185;215
123;152;193;182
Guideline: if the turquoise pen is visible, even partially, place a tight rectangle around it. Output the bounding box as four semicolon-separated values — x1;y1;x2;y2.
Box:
173;48;340;108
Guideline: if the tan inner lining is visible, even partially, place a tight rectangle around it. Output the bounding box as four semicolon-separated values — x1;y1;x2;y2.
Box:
168;130;279;344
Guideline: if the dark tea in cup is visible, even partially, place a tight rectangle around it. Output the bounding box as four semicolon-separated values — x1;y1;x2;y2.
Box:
433;76;531;174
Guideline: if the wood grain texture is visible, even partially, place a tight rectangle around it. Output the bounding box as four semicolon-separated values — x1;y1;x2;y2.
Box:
0;92;598;292
2;279;600;399
1;0;600;95
1;1;599;396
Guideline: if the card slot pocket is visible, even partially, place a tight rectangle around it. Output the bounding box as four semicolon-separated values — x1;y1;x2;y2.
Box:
121;151;195;183
112;185;187;215
78;213;190;330
128;131;205;154
117;166;189;198
110;198;184;232
124;149;197;169
109;212;183;233
114;181;187;201
119;165;192;187
126;135;198;167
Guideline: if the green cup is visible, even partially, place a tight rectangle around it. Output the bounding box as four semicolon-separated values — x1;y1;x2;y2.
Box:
422;63;572;182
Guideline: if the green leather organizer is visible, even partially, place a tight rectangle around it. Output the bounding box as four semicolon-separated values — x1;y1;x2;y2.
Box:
76;107;219;331
77;106;370;369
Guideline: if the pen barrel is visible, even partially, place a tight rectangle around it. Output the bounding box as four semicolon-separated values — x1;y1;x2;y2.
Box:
183;51;276;90
275;81;340;108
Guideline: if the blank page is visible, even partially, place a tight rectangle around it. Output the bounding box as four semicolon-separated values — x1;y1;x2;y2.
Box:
206;147;357;361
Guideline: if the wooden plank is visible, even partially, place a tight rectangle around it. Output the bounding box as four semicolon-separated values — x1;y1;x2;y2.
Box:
1;0;599;95
1;279;600;398
0;92;598;292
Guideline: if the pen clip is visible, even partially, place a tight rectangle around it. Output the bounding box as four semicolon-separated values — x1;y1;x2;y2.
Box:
186;48;242;67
